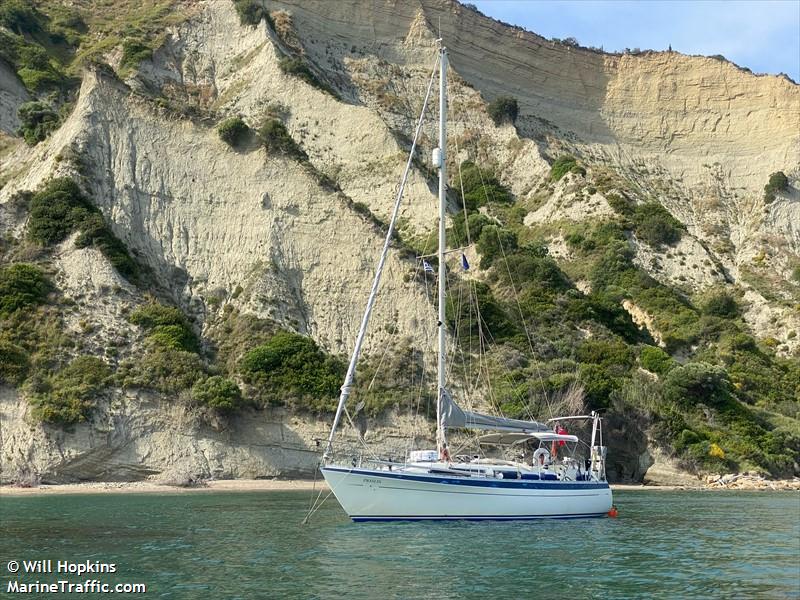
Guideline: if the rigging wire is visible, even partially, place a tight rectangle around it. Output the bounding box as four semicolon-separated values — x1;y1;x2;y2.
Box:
449;78;559;423
325;51;441;460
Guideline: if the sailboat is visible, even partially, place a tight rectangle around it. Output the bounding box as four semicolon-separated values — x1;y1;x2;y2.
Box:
320;43;613;522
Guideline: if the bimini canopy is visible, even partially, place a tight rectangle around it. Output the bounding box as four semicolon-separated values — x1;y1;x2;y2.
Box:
440;389;550;434
478;432;580;445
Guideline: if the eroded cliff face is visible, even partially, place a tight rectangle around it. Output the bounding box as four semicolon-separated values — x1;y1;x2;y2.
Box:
246;0;800;345
0;0;797;484
0;61;28;135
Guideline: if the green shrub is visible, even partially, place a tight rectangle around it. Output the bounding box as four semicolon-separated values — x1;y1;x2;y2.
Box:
605;192;634;217
451;211;492;246
701;292;739;318
496;248;569;293
17;101;59;145
118;349;205;394
10;40;67;93
0;264;52;316
29;356;110;424
206;311;278;375
579;363;620;409
0;3;71;95
662;362;731;407
17;58;64;92
673;428;703;452
445;280;517;345
191;376;244;413
0;0;42;34
241;331;344;410
565;292;641;343
28;178;89;244
715;332;799;408
217;117;250;147
487;96;519;126
233;0;273;27
278;57;334;95
349;343;428;417
476;225;518;269
130;303;185;329
640;345;675;375
457;161;513;209
120;39;153;71
550;155;583;182
147;325;198;351
576;338;635;373
588;239;637;291
764;171;789;203
28;178;139;280
257;119;307;160
632;203;683;247
130;303;198;352
0;340;30;385
74;213;139;279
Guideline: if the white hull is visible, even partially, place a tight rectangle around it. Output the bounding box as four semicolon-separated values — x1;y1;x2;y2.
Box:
322;466;612;522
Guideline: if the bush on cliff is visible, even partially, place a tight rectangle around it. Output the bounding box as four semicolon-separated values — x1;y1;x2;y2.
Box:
233;0;274;27
29;356;110;424
191;376;244;413
27;178;139;281
0;340;30;385
701;291;739;319
457;161;513;210
550;155;585;181
218;116;250;148
117;349;206;395
119;38;153;72
487;96;519;126
130;302;199;352
763;171;789;203
640;345;675;375
258;119;307;160
632;202;683;247
17;101;59;145
240;331;344;410
278;57;335;95
0;264;52;316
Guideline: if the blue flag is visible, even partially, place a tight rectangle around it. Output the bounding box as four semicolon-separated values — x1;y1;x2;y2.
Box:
461;253;470;271
423;260;434;274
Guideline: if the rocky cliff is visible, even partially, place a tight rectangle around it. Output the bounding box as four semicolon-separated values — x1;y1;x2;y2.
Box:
0;0;797;485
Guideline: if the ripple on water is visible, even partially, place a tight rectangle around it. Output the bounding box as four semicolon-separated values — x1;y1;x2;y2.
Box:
1;490;798;599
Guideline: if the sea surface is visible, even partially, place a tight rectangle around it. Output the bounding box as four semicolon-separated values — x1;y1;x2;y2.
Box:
1;489;798;599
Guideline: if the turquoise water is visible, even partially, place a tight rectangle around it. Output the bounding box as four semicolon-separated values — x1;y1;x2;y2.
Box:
1;490;798;599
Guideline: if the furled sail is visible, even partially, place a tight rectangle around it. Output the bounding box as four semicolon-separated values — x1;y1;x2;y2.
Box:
440;389;550;433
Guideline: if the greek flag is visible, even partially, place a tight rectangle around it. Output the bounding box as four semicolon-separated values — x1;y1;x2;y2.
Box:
423;260;434;274
461;253;470;271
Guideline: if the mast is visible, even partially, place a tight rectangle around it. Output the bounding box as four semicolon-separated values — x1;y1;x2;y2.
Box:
436;43;448;460
322;53;440;462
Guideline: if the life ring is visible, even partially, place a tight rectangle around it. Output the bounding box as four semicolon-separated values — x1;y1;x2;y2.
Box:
533;448;551;466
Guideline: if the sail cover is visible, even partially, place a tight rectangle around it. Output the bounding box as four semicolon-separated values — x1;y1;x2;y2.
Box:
440;389;550;433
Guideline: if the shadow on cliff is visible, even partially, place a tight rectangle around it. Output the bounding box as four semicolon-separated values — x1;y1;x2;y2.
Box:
603;402;654;483
419;0;618;149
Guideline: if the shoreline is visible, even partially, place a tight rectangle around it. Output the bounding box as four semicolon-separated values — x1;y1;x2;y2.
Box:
0;479;330;496
2;479;797;496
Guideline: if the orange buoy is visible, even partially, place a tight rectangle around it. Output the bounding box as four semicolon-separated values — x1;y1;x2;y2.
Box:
607;506;619;518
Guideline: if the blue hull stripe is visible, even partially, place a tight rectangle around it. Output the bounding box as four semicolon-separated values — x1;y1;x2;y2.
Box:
322;466;610;491
351;513;608;522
